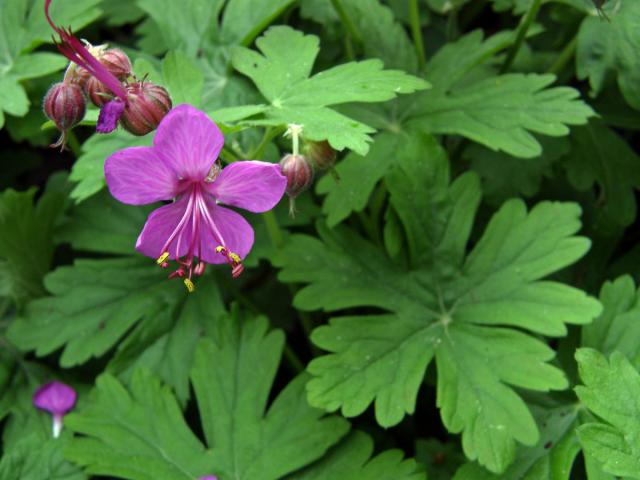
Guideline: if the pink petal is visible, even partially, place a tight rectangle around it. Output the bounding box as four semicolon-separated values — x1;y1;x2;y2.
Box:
200;201;254;264
207;161;287;213
136;196;193;260
105;146;180;205
33;381;77;415
154;104;224;181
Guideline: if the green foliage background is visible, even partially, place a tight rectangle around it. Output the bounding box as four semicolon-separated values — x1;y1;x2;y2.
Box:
2;0;640;479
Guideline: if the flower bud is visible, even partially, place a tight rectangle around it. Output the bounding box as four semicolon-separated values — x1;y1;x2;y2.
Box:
119;81;172;136
85;76;113;107
99;48;132;80
304;140;336;170
279;154;314;198
43;82;86;149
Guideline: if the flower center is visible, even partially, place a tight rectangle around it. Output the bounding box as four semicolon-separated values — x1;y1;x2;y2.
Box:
155;183;243;291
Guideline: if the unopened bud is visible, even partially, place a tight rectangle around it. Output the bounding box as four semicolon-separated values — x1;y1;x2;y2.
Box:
85;76;113;107
279;154;314;198
70;47;131;90
304;140;336;170
119;82;172;136
280;154;314;216
99;48;132;80
43;82;86;149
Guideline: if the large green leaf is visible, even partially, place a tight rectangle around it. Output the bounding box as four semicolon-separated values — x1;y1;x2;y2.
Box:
65;310;351;480
410;31;593;158
231;26;429;154
7;257;179;367
275;133;601;473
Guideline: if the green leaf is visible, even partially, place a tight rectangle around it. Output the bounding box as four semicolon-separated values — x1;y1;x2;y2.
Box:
415;439;466;480
466;136;570;205
162;51;204;106
135;0;224;56
416;73;594;158
575;348;640;479
221;0;296;45
340;0;418;72
289;430;425;480
582;275;640;366
65;370;214;479
232;26;429;154
108;276;225;406
0;188;64;307
577;0;640;109
563;120;640;227
453;399;581;479
56;190;153;256
275;134;601;473
70;131;151;203
65;309;350;480
7;257;179;367
316;132;402;226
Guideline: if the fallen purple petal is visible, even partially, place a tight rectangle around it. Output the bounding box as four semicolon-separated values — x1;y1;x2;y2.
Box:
33;381;77;438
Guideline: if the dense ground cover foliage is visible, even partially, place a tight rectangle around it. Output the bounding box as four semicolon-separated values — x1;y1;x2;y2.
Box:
1;0;640;478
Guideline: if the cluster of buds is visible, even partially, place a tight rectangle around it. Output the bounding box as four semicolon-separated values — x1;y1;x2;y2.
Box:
279;124;337;215
42;0;172;149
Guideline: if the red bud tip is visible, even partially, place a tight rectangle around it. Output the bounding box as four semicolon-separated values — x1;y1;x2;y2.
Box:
119;82;173;136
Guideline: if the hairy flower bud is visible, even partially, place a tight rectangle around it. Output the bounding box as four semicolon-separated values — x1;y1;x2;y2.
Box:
304;140;337;170
43;82;86;149
119;82;172;136
99;48;132;80
85;76;113;107
280;154;314;197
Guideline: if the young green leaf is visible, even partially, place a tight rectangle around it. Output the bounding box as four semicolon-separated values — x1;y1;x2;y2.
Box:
275;134;601;473
577;0;640;109
0;188;64;307
65;310;350;480
289;430;425;480
231;26;429;154
162;51;204;106
575;348;640;479
582;275;640;366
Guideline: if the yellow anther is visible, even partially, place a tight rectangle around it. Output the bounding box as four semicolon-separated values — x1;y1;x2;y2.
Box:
183;278;195;293
215;246;225;253
228;252;241;263
156;252;170;265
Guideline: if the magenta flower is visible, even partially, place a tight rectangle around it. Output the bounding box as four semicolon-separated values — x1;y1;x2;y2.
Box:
199;477;217;480
33;381;77;438
45;0;128;132
105;104;287;291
